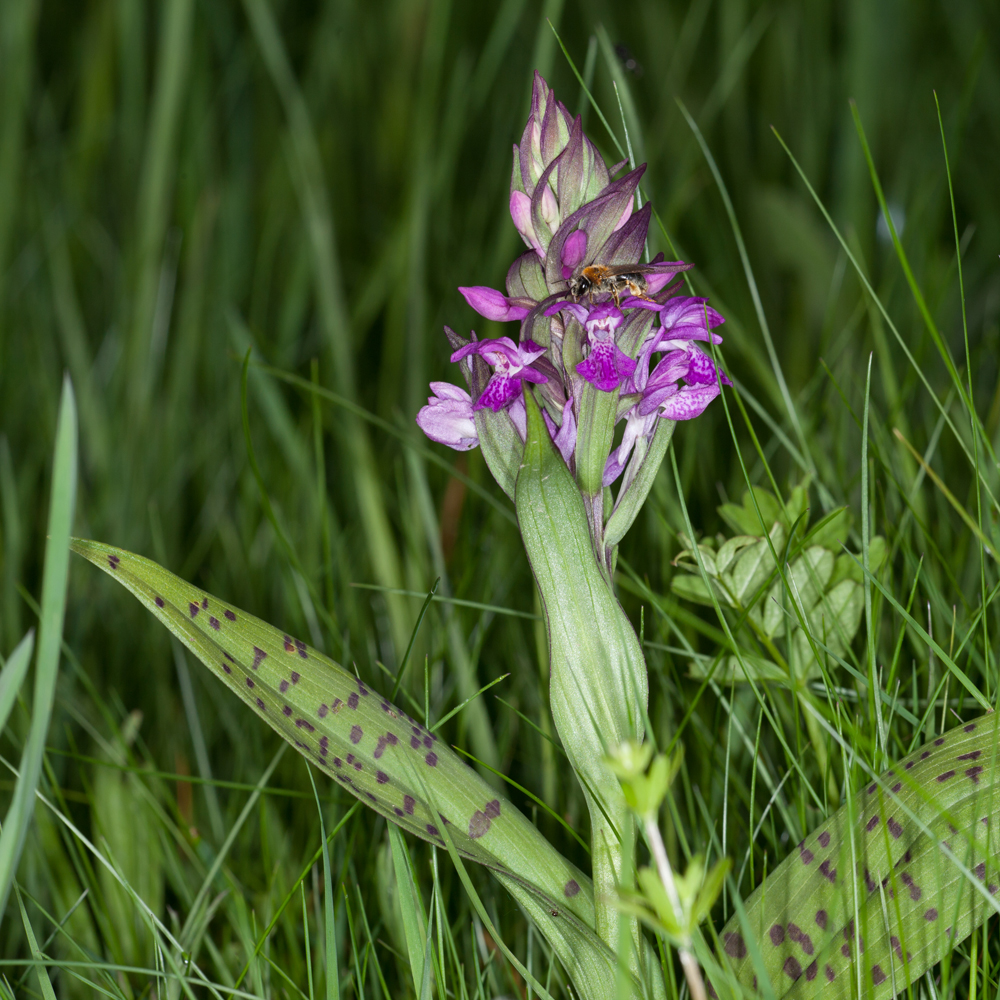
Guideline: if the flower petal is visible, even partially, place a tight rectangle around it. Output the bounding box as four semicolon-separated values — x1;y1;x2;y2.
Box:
656;383;721;420
561;230;588;270
416;384;479;451
459;286;530;323
475;374;523;412
509;191;543;255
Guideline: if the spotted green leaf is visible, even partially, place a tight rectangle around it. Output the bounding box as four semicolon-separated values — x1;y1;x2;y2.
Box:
70;537;647;1000
715;715;1000;1000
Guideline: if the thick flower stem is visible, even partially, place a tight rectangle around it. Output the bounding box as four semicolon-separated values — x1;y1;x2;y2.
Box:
516;391;662;995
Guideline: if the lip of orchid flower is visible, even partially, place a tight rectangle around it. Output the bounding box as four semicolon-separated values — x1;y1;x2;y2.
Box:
573;303;637;392
459;285;533;322
637;344;731;420
450;336;549;412
415;382;480;451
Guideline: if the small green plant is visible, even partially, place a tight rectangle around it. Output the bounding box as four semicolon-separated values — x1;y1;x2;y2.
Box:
672;483;885;686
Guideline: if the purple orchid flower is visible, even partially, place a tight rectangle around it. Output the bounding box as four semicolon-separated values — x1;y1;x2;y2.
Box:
450;337;548;412
637;343;732;420
626;295;726;394
415;382;479;451
546;301;636;392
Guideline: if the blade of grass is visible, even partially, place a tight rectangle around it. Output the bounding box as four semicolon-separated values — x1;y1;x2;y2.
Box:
392;581;438;702
388;823;430;997
15;886;57;1000
892;429;995;560
0;629;33;733
350;583;540;620
306;766;340;1000
0;376;76;920
935;90;990;700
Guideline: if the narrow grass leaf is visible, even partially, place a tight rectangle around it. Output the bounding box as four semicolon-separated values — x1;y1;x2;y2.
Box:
389;823;430;996
306;766;340;1000
15;886;57;1000
0;629;33;734
0;377;76;920
892;429;995;560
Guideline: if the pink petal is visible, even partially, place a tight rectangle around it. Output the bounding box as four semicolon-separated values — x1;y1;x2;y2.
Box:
656;383;721;420
613;197;634;232
458;286;530;323
561;230;588;270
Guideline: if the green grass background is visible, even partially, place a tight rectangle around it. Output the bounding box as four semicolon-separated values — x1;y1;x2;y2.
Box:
1;0;999;996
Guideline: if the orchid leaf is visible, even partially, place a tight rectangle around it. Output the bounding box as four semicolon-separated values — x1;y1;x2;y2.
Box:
69;537;636;1000
715;715;1000;1000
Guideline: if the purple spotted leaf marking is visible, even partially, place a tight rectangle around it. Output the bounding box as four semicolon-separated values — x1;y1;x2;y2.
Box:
469;810;490;839
783;957;802;980
724;933;747;959
787;923;813;955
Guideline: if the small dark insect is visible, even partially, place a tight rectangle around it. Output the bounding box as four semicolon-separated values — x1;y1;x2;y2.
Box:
550;908;560;917
568;263;662;306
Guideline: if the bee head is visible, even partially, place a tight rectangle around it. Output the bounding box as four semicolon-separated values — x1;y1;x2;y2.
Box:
568;274;590;300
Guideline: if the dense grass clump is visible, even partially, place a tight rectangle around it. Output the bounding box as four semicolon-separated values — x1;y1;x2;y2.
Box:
1;1;999;997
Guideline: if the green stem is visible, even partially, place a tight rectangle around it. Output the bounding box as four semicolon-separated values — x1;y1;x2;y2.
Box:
515;391;657;989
